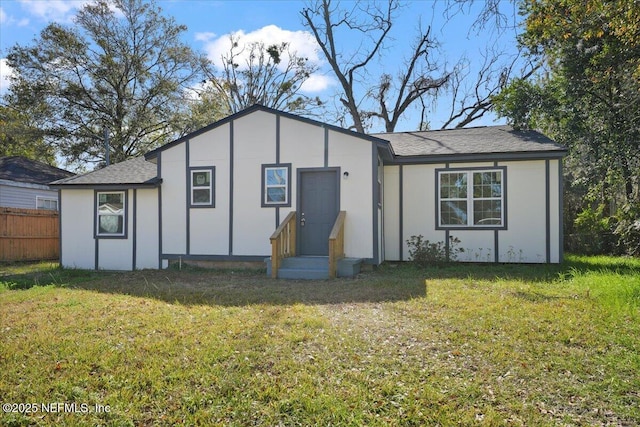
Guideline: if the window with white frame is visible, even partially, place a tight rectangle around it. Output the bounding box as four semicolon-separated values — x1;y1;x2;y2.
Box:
262;164;291;207
190;168;214;207
36;196;58;210
437;169;505;228
97;191;125;236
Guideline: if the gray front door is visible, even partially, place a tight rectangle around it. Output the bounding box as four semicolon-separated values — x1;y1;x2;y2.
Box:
298;169;339;256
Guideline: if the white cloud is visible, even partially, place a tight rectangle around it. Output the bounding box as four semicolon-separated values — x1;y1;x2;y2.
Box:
1;6;30;27
200;25;332;93
19;0;85;23
0;58;15;93
195;32;217;43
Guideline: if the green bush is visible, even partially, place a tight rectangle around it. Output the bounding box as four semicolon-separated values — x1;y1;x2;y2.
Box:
614;203;640;257
406;235;462;267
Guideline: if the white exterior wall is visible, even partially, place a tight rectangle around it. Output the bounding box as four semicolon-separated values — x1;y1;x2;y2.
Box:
232;111;277;256
161;143;187;254
189;125;230;255
383;159;562;263
60;189;95;269
497;160;549;263
157;109;378;262
383;166;401;260
328;129;374;259
135;188;160;269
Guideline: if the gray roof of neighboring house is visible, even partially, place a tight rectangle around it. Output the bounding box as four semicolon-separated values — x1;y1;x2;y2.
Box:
0;156;74;185
372;125;567;158
50;157;159;187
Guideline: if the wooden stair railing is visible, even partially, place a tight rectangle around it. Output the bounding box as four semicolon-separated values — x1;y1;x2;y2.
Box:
269;211;296;278
328;211;346;279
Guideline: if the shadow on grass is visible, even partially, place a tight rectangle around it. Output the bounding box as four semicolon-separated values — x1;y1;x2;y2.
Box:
2;254;638;306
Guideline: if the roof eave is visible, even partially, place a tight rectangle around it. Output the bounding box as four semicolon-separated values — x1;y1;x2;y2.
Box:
50;179;162;190
388;149;567;165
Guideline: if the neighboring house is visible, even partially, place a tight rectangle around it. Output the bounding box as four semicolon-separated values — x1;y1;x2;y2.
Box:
0;156;74;210
50;105;567;275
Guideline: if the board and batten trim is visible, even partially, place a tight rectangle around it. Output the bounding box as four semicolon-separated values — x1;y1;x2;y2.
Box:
157;152;163;269
132;189;137;270
228;120;234;256
398;165;404;261
185;140;190;255
372;144;379;264
545;159;551;263
558;159;564;262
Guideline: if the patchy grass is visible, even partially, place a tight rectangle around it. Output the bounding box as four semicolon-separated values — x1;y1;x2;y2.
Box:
1;255;639;426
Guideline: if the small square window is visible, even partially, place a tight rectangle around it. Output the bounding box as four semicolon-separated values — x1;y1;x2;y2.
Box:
190;168;215;207
262;164;291;207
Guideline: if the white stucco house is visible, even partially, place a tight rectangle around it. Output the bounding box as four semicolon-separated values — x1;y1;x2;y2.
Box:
50;105;567;277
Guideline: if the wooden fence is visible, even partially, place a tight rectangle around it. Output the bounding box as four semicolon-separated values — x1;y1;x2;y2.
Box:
0;207;59;262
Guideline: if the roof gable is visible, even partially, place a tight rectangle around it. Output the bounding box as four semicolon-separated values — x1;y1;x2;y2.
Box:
145;104;391;161
0;156;74;185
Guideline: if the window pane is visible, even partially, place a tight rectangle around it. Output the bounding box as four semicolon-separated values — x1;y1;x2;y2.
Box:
192;171;210;187
441;201;467;225
440;173;467;199
266;187;286;203
98;193;124;213
99;215;124;234
473;200;502;225
266;168;287;186
473;172;502;198
193;188;211;204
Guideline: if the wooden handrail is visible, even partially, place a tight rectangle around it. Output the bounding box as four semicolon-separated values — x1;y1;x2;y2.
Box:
328;211;346;279
269;211;296;278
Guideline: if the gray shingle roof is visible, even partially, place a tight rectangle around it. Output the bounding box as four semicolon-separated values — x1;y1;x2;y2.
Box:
50;157;159;186
0;156;74;185
371;125;566;157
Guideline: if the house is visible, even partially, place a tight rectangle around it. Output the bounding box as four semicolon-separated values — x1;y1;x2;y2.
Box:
0;156;74;210
50;105;567;276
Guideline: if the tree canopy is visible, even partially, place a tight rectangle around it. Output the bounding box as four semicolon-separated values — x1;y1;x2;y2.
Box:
494;0;640;254
4;0;210;168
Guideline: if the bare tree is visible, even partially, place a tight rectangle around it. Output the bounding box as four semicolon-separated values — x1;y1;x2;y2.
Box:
439;48;540;129
207;35;322;115
302;0;450;133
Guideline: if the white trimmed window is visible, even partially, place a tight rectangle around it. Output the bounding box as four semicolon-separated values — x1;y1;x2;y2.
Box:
190;169;214;207
438;169;504;228
262;164;291;207
97;191;125;236
36;196;58;210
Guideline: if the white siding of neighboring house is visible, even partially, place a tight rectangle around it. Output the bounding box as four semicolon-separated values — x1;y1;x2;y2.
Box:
383;159;563;263
0;181;60;210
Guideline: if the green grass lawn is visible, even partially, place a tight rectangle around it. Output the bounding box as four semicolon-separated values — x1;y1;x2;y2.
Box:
1;255;639;426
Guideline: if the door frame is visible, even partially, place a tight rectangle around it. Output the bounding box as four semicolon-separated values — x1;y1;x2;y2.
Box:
296;167;341;255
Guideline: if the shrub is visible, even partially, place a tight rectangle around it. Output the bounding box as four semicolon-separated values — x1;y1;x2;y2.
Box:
406;235;462;267
614;203;640;257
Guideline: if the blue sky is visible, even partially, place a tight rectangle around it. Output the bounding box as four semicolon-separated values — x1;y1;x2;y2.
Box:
0;0;523;132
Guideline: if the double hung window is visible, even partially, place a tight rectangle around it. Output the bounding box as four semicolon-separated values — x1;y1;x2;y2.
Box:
438;169;505;228
97;191;126;236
